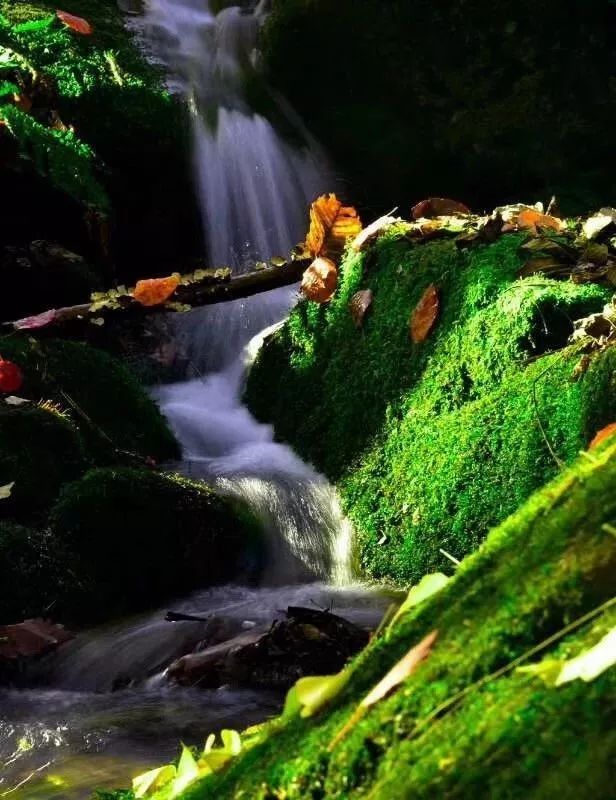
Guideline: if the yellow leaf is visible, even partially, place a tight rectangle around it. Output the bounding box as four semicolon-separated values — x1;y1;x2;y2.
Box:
556;627;616;685
389;573;449;629
132;764;176;798
295;670;352;718
304;194;362;261
169;744;199;798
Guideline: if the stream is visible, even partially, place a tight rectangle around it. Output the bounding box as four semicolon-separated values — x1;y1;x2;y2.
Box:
0;2;387;797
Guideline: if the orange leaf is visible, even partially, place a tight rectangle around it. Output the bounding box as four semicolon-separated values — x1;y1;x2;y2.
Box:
133;275;180;307
304;194;362;261
330;630;438;750
349;289;373;328
589;423;616;450
412;198;471;220
410;284;440;344
56;10;93;35
517;209;563;234
301;257;338;304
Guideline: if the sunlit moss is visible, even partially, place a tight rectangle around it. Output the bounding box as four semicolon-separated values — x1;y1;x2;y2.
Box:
246;233;615;583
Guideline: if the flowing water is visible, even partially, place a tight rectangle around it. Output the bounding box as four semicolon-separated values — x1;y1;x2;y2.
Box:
0;3;387;797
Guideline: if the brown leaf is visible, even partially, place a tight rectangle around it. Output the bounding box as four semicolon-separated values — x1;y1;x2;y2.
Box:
301;257;338;303
349;289;373;328
329;630;438;750
56;10;93;35
411;198;471;220
133;275;180;307
0;619;73;660
13;94;32;113
589;423;616;450
304;194;362;261
518;257;572;279
516;209;564;234
410;285;440;344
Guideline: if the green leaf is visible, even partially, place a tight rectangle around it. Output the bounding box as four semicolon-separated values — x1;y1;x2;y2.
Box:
13;16;55;34
220;729;242;756
132;765;176;799
556;627;616;685
390;572;450;628
290;669;352;719
169;744;199;799
0;81;19;98
516;659;564;685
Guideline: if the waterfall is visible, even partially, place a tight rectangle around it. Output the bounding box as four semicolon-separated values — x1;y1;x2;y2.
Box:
134;0;350;581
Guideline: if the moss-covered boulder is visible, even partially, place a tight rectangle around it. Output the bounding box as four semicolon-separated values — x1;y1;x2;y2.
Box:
0;522;78;623
0;405;88;522
50;468;265;620
182;438;616;800
246;232;616;583
263;0;615;212
0;336;179;463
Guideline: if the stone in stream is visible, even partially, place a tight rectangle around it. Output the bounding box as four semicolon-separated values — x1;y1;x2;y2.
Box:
167;607;370;690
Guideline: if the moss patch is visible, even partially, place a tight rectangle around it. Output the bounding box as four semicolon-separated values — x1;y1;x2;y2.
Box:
182;438;616;800
246;233;615;583
0;335;179;462
0;521;79;623
50;467;266;620
0;404;88;522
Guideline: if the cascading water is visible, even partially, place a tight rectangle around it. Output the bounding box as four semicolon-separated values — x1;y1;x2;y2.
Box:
0;4;386;797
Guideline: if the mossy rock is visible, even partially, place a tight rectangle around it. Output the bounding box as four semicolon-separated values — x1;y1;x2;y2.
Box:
0;405;88;522
182;439;616;800
50;468;266;620
0;522;79;623
0;336;179;463
246;233;616;583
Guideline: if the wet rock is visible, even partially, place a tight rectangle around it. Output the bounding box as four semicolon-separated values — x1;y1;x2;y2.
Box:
168;607;370;690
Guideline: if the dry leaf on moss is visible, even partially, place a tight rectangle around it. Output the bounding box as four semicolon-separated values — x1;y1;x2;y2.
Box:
410;284;440;344
304;194;362;261
330;630;438;750
349;289;373;328
589;423;616;450
411;198;471;220
301;257;338;303
56;10;93;35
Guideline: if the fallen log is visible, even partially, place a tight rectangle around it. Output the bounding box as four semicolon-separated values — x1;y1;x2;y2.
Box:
1;257;311;333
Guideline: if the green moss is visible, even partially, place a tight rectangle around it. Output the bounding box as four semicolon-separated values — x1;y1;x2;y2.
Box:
246;233;615;583
0;1;196;274
0;404;88;521
183;439;616;800
0;521;79;622
50;467;266;620
0;336;179;462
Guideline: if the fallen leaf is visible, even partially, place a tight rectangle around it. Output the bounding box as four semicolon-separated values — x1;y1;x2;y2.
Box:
390;573;449;629
516;209;564;234
0;619;72;659
410;285;440;344
0;482;14;499
133;765;176;799
4;396;30;406
330;631;438;750
351;213;399;252
0;359;24;393
56;10;93;35
13;93;32;113
349;289;373;328
14;309;57;330
133;275;180;307
170;744;200;798
556;627;616;685
304;194;362;261
411;198;471;220
301;257;338;303
589;423;616;450
518;257;572;279
293;670;351;719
